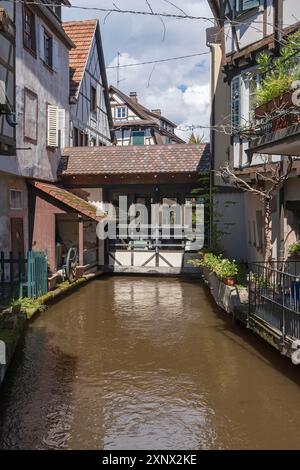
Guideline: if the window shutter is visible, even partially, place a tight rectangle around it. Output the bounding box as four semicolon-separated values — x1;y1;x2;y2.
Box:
47;105;58;147
58;108;65;148
231;76;241;132
39;24;45;61
53;39;59;72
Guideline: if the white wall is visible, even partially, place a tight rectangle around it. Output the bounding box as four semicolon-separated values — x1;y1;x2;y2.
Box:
70;34;111;147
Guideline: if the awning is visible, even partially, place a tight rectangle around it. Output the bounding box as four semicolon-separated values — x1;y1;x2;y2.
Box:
247;124;300;157
29;181;104;221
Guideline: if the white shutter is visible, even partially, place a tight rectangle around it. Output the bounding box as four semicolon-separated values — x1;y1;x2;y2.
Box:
53;39;59;72
39;25;45;61
58;108;65;148
47;105;58;147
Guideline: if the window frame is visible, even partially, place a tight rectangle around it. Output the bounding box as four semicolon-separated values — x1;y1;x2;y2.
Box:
90;85;97;114
23;5;36;55
24;87;38;144
236;0;261;14
10;190;23;210
44;29;53;69
115;106;127;119
132;130;145;146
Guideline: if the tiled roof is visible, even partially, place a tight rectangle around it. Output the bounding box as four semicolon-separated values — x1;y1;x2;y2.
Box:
60;144;210;175
30;181;104;221
62;20;97;99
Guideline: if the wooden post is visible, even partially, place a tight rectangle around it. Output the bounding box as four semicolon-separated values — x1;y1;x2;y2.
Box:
0;252;4;298
78;216;84;266
9;252;13;297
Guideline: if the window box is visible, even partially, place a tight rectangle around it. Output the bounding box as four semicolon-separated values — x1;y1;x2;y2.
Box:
255;90;300;132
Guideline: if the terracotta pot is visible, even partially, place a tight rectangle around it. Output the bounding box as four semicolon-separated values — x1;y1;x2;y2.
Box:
224;277;236;286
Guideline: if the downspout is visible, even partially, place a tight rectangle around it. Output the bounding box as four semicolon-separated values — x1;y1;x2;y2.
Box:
208;42;216;250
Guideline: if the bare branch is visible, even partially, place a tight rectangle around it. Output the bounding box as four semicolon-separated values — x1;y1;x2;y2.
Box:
162;0;188;16
145;0;166;42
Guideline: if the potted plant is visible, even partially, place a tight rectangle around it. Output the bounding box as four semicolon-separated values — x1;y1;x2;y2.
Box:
288;241;300;258
215;258;239;286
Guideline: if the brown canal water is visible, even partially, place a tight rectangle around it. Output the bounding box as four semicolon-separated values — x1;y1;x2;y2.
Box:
0;276;300;450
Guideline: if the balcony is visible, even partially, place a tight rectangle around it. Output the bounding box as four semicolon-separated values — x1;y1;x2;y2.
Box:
247;90;300;157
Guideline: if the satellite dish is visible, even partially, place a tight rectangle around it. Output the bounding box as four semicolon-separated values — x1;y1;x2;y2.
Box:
291;349;300;365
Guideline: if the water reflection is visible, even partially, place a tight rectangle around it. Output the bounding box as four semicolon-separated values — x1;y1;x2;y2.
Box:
0;277;299;449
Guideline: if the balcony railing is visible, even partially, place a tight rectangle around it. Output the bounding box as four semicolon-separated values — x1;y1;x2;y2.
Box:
249;262;300;340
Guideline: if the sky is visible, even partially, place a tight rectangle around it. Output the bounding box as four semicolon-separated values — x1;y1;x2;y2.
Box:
63;0;213;142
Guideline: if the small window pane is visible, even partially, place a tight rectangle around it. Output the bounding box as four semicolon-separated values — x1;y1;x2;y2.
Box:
10;190;22;209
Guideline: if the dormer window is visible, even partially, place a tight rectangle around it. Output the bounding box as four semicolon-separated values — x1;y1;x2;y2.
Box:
115;107;127;119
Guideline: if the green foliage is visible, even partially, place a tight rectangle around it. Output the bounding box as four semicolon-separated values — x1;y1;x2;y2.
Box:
256;30;300;106
288;241;300;256
191;173;236;254
10;297;46;312
191;252;240;280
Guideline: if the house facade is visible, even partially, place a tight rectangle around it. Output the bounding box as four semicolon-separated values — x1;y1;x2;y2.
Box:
63;20;113;148
109;86;185;146
0;0;73;259
208;0;300;262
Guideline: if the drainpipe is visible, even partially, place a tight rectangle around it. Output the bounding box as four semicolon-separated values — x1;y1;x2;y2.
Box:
207;42;215;250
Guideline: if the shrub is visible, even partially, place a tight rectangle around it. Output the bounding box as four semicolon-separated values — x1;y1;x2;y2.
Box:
256;30;300;106
288;241;300;257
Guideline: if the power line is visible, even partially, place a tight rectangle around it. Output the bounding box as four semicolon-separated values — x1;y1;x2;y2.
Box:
7;0;216;22
106;52;209;69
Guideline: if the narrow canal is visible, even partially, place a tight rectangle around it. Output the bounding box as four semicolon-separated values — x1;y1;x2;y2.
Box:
0;276;300;450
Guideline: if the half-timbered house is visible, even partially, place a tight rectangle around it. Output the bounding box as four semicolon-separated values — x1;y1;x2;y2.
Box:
208;0;300;263
63;20;113;147
109;86;185;146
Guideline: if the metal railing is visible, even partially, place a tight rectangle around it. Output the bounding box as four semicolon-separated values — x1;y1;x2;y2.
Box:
249;262;300;340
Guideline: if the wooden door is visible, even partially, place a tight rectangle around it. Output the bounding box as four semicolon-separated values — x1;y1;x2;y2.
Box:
11;218;24;258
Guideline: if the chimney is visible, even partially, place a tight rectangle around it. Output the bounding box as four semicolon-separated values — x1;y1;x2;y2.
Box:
151;109;161;116
129;92;138;103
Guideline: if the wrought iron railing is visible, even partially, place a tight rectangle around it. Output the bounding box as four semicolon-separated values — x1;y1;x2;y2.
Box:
249;262;300;340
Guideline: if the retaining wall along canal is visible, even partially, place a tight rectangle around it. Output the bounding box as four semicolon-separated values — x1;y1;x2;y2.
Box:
202;268;300;364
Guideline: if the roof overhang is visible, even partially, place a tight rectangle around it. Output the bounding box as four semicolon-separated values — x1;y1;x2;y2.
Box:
29;181;104;221
246;124;300;157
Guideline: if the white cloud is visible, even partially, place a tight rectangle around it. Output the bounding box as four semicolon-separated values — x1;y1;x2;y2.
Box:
64;0;213;141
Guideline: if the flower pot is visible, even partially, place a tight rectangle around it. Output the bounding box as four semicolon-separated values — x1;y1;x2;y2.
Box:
255;91;300;131
224;277;236;286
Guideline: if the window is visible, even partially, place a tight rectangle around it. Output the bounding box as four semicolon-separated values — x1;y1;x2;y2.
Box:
24;88;38;143
91;137;97;147
39;25;58;71
10;190;23;210
44;30;53;68
91;86;97;114
132;131;145;145
116;107;127;119
231;76;241;132
23;6;36;53
236;0;261;13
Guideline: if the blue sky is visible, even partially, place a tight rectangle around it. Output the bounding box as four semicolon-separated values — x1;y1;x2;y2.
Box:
63;0;213;141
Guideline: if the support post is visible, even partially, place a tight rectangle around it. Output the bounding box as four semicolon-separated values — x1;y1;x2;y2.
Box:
78;216;84;266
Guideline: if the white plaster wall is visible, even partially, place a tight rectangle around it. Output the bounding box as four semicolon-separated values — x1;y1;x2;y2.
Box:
0;5;71;181
282;0;300;27
214;191;247;261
